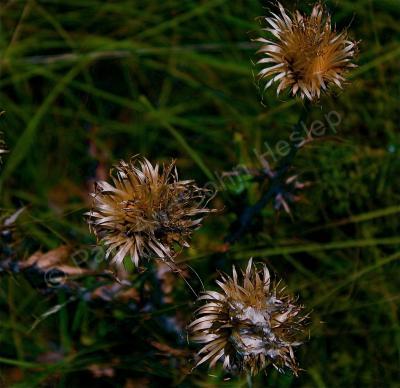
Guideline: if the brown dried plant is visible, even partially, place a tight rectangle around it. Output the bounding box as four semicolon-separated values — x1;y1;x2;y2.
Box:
87;157;213;268
189;259;307;376
255;2;358;100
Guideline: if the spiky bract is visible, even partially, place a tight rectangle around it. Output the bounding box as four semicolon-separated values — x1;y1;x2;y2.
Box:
255;2;357;100
87;157;213;267
0;133;7;162
189;259;307;376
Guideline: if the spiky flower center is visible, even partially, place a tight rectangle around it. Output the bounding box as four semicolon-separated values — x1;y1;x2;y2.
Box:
282;17;339;83
190;260;306;375
229;302;271;356
87;158;212;267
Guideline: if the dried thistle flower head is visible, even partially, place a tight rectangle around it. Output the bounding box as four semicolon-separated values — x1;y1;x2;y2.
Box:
189;259;307;376
87;157;213;267
255;2;358;100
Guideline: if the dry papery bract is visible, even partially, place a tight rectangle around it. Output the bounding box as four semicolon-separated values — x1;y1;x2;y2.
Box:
189;259;307;376
0;133;7;162
255;2;358;101
87;157;214;268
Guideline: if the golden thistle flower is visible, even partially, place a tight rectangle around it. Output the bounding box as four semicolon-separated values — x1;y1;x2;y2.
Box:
87;157;213;267
189;259;307;376
255;2;358;100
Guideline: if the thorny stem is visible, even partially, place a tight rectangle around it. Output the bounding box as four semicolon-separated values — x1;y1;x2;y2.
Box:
151;264;165;308
226;101;311;243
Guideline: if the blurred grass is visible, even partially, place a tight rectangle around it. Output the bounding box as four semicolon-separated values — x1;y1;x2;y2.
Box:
0;0;400;387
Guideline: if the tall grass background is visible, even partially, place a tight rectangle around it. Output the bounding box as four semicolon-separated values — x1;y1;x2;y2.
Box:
0;0;399;386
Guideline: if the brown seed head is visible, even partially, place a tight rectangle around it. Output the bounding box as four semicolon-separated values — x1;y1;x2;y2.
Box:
189;259;307;376
87;157;213;267
255;2;358;100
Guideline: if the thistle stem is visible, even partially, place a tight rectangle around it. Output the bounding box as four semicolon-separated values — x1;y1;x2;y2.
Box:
226;101;311;243
246;373;253;388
